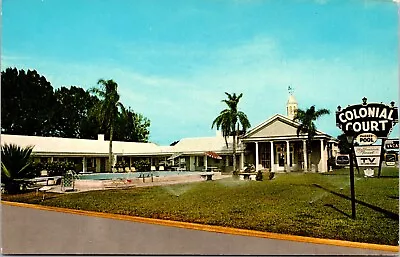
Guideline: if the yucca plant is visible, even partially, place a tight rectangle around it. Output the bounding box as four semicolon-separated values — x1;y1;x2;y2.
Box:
1;144;36;194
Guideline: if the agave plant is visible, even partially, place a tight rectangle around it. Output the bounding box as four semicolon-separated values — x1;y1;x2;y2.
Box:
1;144;36;194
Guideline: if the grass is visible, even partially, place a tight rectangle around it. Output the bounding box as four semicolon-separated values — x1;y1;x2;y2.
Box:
2;167;398;245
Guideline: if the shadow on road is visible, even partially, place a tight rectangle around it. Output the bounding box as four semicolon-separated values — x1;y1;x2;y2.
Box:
312;184;399;221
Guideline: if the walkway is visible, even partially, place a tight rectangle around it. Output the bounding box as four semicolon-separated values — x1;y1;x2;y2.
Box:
2;203;397;255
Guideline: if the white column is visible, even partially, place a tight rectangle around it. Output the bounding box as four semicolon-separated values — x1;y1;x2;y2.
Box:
204;155;208;171
303;140;308;171
82;157;87;173
286;141;290;172
270;141;274;172
255;142;259;172
320;139;326;172
240;152;244;170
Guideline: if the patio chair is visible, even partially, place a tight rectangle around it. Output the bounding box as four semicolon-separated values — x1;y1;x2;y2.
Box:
159;166;164;171
41;170;48;177
61;170;76;192
151;166;156;171
130;167;136;172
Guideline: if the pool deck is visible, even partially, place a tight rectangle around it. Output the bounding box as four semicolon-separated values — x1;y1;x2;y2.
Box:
47;173;231;193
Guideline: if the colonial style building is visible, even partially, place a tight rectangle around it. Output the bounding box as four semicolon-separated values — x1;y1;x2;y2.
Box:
1;94;338;173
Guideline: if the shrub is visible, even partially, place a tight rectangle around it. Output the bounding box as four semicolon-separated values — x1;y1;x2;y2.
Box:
1;144;36;194
256;170;263;181
45;161;75;176
134;159;151;172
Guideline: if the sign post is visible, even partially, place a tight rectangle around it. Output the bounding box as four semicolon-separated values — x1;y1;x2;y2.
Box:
336;98;398;219
348;137;356;219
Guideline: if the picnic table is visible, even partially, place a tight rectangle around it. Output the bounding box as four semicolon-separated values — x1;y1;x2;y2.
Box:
239;173;257;180
200;172;214;181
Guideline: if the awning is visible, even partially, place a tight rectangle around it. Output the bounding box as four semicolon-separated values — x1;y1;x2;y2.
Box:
204;151;222;160
167;152;183;160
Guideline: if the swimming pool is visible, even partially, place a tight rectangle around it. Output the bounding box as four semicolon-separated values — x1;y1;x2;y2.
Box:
77;171;203;180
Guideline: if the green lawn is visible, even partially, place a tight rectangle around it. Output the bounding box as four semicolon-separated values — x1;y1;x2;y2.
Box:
3;167;399;245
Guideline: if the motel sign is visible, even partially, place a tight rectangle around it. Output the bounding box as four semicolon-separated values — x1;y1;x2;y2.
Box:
336;102;398;138
335;98;398;219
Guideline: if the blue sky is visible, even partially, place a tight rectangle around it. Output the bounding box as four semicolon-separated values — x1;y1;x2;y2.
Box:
2;0;398;145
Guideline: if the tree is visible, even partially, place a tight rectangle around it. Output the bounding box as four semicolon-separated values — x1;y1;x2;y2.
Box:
90;79;124;171
337;133;352;154
114;106;150;142
1;144;36;194
1;68;57;136
54;86;100;138
293;105;330;171
212;92;251;174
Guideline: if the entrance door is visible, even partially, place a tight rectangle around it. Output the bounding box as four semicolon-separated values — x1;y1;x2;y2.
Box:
277;145;285;167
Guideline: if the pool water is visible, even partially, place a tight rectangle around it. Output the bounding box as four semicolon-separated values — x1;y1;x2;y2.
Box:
77;171;202;180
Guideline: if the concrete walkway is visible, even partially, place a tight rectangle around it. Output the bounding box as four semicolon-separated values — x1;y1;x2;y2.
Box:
2;204;397;255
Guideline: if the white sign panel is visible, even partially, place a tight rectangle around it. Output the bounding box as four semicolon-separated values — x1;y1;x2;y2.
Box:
356;156;380;167
355;133;378;145
385;140;399;150
354;145;381;156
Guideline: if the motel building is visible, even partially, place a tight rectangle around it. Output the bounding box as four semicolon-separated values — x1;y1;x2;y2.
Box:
1;94;338;173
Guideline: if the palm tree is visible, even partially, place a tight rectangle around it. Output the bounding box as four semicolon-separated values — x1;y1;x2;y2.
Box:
90;79;124;172
293;105;330;172
1;144;36;194
212;92;251;174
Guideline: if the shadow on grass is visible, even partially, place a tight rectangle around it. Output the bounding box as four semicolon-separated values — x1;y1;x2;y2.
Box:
313;184;399;221
324;204;352;219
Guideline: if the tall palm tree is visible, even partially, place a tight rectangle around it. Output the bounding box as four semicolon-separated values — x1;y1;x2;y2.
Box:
212;92;251;174
293;105;330;171
90;79;124;172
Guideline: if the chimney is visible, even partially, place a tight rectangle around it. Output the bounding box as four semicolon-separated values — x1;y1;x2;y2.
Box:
98;134;105;141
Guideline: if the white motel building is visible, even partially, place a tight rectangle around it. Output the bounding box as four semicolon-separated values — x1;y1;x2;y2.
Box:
1;94;339;173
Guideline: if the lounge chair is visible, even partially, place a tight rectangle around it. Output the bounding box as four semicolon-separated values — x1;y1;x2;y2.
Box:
151;166;156;171
130;167;136;172
159;166;164;171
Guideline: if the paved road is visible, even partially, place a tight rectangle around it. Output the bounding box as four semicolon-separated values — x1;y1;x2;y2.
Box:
1;204;397;255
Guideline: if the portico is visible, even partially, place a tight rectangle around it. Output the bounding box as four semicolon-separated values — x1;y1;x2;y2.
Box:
241;114;331;173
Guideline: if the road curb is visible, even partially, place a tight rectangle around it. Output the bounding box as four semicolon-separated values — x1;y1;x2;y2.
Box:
2;200;398;253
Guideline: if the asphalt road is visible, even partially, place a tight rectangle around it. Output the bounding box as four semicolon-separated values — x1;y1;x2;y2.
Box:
1;204;397;255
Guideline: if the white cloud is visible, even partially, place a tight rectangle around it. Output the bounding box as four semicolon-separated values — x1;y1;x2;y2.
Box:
2;35;397;144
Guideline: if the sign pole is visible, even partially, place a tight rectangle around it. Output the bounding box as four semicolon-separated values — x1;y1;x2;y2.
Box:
349;142;356;219
377;138;386;178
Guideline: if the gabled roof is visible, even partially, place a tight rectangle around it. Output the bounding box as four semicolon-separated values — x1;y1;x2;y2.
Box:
242;114;331;139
